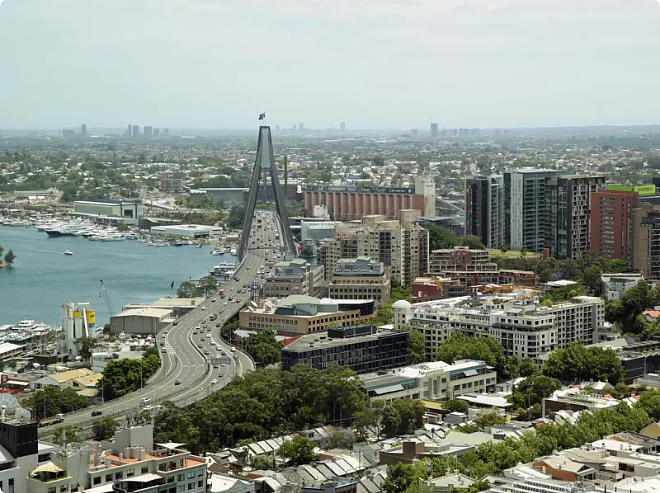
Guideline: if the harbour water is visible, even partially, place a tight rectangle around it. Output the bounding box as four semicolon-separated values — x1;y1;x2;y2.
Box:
0;226;237;326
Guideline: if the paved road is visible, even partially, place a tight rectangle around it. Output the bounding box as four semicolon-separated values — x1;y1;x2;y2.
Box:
39;211;285;434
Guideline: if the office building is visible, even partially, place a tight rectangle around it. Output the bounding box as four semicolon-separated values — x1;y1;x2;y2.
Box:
590;189;638;263
430;123;439;137
127;124;132;138
154;128;160;138
0;420;57;493
163;128;170;138
633;205;660;277
263;258;324;298
27;424;207;493
504;168;559;252
546;174;606;259
303;177;435;220
328;257;391;303
80;124;87;138
340;121;346;134
144;126;153;138
239;295;374;334
396;294;604;360
62;129;75;139
132;125;140;138
317;212;429;287
360;359;497;401
301;221;342;242
465;175;505;249
281;325;409;374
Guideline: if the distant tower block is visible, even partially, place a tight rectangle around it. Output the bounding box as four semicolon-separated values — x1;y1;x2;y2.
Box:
238;126;296;259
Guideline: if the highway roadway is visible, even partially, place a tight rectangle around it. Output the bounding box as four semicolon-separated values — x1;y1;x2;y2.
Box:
39;211;285;435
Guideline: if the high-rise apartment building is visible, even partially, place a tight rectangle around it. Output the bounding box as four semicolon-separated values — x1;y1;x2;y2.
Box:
340;122;346;134
504;168;559;252
127;124;132;137
318;212;429;288
80;123;87;138
430;123;439;137
633;205;660;277
590;189;638;263
131;125;140;138
154;128;160;138
546;175;606;259
144;125;153;138
163;128;170;138
465;175;505;249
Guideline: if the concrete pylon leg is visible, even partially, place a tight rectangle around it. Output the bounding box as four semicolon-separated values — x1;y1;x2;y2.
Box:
238;126;296;259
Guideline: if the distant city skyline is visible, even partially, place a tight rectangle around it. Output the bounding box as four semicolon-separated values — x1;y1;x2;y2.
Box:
2;0;660;129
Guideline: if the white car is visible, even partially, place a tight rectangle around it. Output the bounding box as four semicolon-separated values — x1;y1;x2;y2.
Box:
140;397;151;404
201;306;207;311
211;379;218;385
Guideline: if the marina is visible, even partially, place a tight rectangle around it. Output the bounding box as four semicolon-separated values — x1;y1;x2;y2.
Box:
0;225;238;327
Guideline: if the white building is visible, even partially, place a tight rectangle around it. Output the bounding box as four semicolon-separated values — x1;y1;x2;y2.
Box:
27;424;207;493
395;294;604;361
57;301;101;359
601;273;645;301
300;221;342;242
151;224;222;238
72;200;143;225
360;359;497;401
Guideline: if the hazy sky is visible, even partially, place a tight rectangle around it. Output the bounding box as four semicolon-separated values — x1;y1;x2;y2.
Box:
1;0;660;129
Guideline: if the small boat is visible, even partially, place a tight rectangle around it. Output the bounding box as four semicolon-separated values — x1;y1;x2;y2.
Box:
63;251;73;256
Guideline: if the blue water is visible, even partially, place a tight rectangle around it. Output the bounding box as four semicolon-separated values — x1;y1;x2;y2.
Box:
0;227;237;326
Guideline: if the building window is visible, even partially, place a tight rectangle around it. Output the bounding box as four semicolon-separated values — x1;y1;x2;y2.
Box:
94;477;101;485
198;481;204;488
142;467;149;474
197;469;204;477
116;472;123;480
188;483;194;491
106;475;113;482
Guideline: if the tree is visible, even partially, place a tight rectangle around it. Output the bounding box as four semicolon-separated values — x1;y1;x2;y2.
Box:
582;265;603;296
25;387;90;418
435;332;505;374
92;417;119;440
227;205;245;229
520;244;528;257
353;404;382;441
101;351;161;400
444;399;469;414
510;375;561;410
177;281;197;298
403;327;425;364
474;412;507;429
519;358;539;377
381;400;425;436
52;425;81;445
4;250;15;266
243;330;282;365
75;336;99;361
541;344;625;385
637;390;660;421
382;462;429;493
277;436;317;465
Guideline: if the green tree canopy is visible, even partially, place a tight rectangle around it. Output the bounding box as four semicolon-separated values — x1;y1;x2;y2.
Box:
435;332;505;374
243;329;282;365
541;344;625;385
92;417;119;441
510;375;561;409
277;436;317;465
25;387;90;419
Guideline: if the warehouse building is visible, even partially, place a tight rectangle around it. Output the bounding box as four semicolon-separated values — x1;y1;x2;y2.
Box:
72;199;144;225
110;308;174;335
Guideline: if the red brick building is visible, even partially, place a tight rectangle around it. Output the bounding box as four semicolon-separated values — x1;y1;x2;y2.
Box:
590;190;638;263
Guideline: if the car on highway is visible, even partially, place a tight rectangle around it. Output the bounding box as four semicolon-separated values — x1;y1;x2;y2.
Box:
193;330;198;335
212;298;217;302
211;379;218;385
204;350;210;355
140;397;151;404
175;380;181;385
224;301;228;306
162;348;168;353
173;320;179;325
199;388;204;392
201;306;207;311
91;410;102;417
